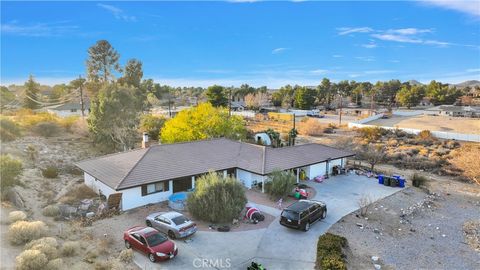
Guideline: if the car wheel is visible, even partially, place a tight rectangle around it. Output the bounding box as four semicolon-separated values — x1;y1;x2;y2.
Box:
146;220;152;227
168;230;176;239
149;253;156;262
125;240;131;249
322;209;327;219
304;222;310;231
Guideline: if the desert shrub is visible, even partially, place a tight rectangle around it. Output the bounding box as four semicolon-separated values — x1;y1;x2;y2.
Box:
25;237;59;260
412;173;428;187
0;154;23;189
33;121;61;137
61;241;80;257
42;166;59;178
46;258;64;270
59;184;98;204
118;249;134;263
187;172;247;223
98;235;114;255
444;140;460;149
15;249;48;270
449;144;480;185
264;170;296;199
9;211;27;224
14;111;59;128
59;116;79;132
357;193;373;217
0;118;22;142
298;118;326;136
25;145;38;161
140;114;166;141
393;128;407;138
8;220;48;245
94;259;121;270
42;205;60;217
357;127;384;142
418;130;433;140
316;233;348;270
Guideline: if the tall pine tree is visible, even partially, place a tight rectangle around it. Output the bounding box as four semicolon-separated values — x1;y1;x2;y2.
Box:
23;75;40;109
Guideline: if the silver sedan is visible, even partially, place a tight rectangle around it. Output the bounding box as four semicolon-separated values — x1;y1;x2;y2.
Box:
146;211;197;239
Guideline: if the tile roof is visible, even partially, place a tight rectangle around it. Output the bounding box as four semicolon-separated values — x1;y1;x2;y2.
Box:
76;138;354;190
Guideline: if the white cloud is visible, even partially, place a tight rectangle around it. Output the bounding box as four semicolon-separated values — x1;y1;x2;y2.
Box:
310;69;329;75
466;68;480;72
97;4;136;22
332;54;344;58
337;27;373;35
388;28;433;35
361;42;378;49
420;0;480;17
1;21;79;37
371;33;423;43
272;47;288;54
355;56;376;62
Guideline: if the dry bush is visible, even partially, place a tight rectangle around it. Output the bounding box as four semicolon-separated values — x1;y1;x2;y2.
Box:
61;241;80;257
71;117;89;137
59;184;98;204
118;249;134;263
8;211;27;224
41;166;59;178
15;249;48;270
8;220;48;245
94;259;122;270
42;205;60;217
59;116;79;132
33;121;61;137
13;111;59;128
449;144;480;185
357;193;373;217
298;118;326;136
25;237;59;260
46;258;64;270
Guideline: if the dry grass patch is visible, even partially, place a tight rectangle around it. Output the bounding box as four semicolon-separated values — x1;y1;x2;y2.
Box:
46;258;64;270
61;241;80;257
298;118;327;136
94;259;122;270
8;211;27;224
8;220;48;245
42;205;60;217
25;237;59;260
118;249;134;263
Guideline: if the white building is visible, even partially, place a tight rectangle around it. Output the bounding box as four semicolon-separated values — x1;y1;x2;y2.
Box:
76;138;353;210
47;102;90;117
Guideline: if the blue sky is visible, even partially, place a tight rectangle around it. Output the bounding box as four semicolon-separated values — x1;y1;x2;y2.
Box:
1;1;479;87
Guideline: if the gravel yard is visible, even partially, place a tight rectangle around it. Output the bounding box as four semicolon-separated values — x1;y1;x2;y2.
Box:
329;179;480;270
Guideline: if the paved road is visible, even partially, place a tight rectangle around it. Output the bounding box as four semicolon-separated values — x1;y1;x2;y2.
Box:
133;174;401;270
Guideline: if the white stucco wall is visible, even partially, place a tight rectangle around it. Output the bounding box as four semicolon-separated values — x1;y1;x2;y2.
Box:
329;158;343;174
121;180;173;211
48;109;88;118
236;169;265;189
84;173;116;198
308;162;327;178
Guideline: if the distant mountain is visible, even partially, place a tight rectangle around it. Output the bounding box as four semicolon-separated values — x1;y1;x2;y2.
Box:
455;80;480;88
408;80;423;86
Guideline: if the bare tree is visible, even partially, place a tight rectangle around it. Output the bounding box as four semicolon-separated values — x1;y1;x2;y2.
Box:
245;92;269;111
358;193;373;217
358;144;387;171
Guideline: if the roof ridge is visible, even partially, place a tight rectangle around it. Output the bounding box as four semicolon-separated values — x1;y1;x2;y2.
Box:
114;146;153;190
261;145;267;175
75;147;147;165
149;137;228;148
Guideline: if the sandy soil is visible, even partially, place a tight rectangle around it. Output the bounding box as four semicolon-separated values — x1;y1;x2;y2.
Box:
328;171;480;269
367;115;480;134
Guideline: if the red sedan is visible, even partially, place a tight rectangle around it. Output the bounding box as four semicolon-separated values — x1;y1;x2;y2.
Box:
123;226;178;262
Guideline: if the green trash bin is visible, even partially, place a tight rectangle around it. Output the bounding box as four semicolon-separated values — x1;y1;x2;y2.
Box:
390;178;398;187
383;177;391;186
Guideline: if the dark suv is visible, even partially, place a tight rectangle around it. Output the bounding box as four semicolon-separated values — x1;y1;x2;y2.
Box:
279;200;327;231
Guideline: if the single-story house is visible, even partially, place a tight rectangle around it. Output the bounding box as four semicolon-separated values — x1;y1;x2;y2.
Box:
424;105;480;118
47;102;90;117
76;138;354;210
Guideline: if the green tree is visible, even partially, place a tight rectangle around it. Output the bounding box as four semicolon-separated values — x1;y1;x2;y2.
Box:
120;59;143;88
187;172;247;223
206;85;228;107
140;114;165;141
70;76;87;117
264;170;296;199
160;103;247;143
426;80;463;105
375;80;402;110
294;87;316;109
87;84;142;152
23;75;40;109
0;86;15;108
396;85;425;108
50;84;70;102
86;40;122;83
0;155;23;190
317;78;335;107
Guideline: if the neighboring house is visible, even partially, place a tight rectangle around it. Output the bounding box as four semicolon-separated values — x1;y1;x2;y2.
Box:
424;105;480;118
76;138;354;210
230;101;246;111
47;102;90;117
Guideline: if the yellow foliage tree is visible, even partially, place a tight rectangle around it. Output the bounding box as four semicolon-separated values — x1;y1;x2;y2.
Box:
160;103;247;143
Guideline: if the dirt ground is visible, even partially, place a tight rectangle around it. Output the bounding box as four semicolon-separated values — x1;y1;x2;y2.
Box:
329;169;480;270
367;115;480;134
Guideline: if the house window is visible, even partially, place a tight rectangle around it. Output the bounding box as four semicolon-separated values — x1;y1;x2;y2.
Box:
142;181;169;196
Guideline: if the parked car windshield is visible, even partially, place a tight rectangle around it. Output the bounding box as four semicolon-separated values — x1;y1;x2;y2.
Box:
281;210;299;220
146;233;168;246
172;215;189;225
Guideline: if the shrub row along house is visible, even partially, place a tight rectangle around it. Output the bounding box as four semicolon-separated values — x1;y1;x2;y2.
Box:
76;138;354;210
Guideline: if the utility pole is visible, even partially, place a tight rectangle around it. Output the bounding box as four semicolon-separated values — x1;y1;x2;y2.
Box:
338;94;343;126
79;75;85;118
228;87;232;117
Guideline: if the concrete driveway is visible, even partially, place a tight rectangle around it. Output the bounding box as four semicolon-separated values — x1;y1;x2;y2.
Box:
133;174;401;270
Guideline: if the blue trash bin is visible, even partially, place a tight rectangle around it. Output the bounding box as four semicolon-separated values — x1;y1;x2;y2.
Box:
378;175;384;184
398;178;405;188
